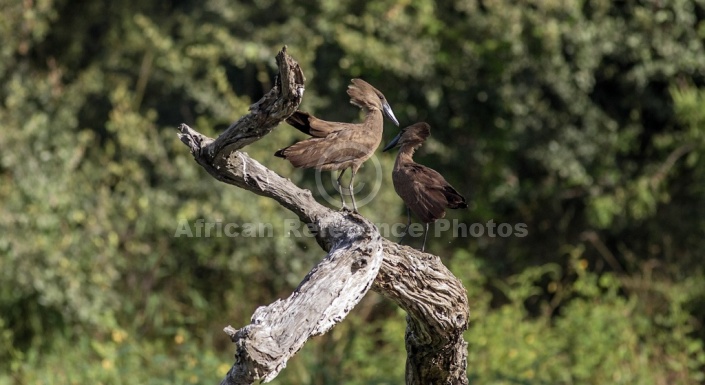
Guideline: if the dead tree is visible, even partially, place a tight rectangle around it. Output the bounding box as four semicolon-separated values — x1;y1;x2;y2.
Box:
178;47;469;385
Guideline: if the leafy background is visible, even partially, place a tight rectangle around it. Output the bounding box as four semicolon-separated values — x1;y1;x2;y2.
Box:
1;0;705;384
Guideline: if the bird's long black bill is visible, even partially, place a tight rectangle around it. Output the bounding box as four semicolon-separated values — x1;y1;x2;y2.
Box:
383;131;402;152
382;102;400;127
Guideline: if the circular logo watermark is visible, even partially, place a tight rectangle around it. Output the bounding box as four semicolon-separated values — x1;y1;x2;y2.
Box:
313;141;384;210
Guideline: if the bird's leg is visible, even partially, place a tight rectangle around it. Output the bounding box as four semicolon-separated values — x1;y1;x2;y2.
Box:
421;223;429;252
336;169;347;210
349;169;358;212
399;206;411;244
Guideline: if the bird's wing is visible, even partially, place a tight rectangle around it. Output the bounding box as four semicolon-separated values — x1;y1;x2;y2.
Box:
394;164;467;222
274;136;369;170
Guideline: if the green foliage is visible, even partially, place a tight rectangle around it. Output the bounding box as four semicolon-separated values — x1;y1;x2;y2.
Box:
456;252;705;385
1;0;704;383
3;329;228;385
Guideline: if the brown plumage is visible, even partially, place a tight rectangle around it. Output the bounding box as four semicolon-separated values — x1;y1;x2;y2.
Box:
275;79;399;211
383;122;468;251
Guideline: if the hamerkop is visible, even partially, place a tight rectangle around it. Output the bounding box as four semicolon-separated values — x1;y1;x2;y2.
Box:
275;79;400;211
383;122;468;251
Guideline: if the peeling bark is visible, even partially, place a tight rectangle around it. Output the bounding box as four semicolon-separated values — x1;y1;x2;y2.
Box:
177;46;469;385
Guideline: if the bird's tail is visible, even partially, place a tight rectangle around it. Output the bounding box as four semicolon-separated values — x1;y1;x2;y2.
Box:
286;111;315;136
444;186;468;209
274;148;287;158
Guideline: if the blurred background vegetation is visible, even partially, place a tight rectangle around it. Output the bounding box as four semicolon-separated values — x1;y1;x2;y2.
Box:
1;0;705;384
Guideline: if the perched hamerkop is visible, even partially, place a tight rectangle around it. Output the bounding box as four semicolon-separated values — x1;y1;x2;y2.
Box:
383;122;468;251
275;79;400;212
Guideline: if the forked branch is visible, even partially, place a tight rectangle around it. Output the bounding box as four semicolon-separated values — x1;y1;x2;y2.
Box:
177;46;468;385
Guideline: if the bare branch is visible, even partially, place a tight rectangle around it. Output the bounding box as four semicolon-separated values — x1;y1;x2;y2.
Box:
220;216;383;384
178;46;305;162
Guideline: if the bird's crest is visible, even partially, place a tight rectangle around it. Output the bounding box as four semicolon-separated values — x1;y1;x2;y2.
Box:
347;79;386;111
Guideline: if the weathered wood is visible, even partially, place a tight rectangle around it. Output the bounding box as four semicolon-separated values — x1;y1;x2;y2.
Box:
178;46;305;177
375;242;469;385
220;214;383;384
177;46;469;384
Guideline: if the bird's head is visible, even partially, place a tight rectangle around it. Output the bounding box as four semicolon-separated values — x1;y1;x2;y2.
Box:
347;79;400;126
383;122;431;152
